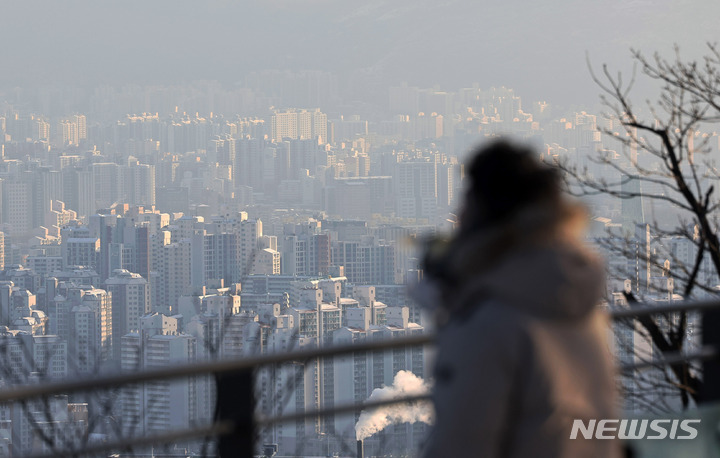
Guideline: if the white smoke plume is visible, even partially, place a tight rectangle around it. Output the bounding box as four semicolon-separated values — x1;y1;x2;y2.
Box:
355;370;433;441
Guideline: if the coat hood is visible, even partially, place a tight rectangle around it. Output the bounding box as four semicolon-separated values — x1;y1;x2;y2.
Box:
437;201;605;321
461;241;605;320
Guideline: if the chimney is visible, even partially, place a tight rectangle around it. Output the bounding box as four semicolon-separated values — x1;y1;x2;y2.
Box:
357;439;364;458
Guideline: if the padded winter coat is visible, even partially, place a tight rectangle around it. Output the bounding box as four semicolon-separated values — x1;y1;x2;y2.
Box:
421;239;621;458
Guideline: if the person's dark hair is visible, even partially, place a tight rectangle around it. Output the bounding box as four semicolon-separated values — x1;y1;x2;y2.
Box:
422;140;566;316
460;140;561;234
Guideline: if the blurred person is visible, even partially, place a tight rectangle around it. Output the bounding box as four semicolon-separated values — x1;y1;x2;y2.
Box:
419;140;620;458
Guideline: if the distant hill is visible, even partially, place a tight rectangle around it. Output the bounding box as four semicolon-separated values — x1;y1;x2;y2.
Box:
0;0;714;107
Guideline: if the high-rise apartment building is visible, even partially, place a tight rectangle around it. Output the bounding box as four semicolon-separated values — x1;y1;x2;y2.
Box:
271;109;327;143
120;325;197;437
68;288;112;374
34;118;50;141
57;119;78;146
2;174;33;235
92;163;123;209
60;224;100;270
0;330;67;454
332;237;395;285
73;115;87;142
45;284;111;372
235;137;265;190
281;221;331;277
394;159;438;222
90;214;151;282
105;269;151;362
62;168;95;218
151;231;192;315
271;111;298;141
125;163;156;207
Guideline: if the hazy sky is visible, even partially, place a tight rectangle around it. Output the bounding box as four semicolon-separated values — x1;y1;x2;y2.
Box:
1;0;718;107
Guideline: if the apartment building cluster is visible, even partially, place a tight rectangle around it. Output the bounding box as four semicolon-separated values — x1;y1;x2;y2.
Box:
0;199;428;454
3;79;720;453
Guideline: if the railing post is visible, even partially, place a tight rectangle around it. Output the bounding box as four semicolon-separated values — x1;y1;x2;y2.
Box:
701;309;720;403
216;369;256;457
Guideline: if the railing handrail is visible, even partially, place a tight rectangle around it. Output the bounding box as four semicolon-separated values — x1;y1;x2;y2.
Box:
618;346;718;373
27;421;236;458
9;298;720;457
2;299;720;403
255;393;432;427
26;343;720;458
0;333;434;403
26;395;435;458
608;298;720;319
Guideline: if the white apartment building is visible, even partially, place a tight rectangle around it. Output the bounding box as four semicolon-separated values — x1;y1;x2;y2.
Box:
271;109;327;143
394;159;438;222
0;330;67;455
105;269;151;362
120;320;197;438
68;288;112;374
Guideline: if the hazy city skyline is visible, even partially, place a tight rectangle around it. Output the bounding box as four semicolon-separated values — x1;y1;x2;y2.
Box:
0;1;718;455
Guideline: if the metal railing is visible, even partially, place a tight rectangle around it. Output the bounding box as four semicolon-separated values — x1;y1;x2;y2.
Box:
609;298;720;319
0;334;434;404
610;299;720;372
6;299;720;457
